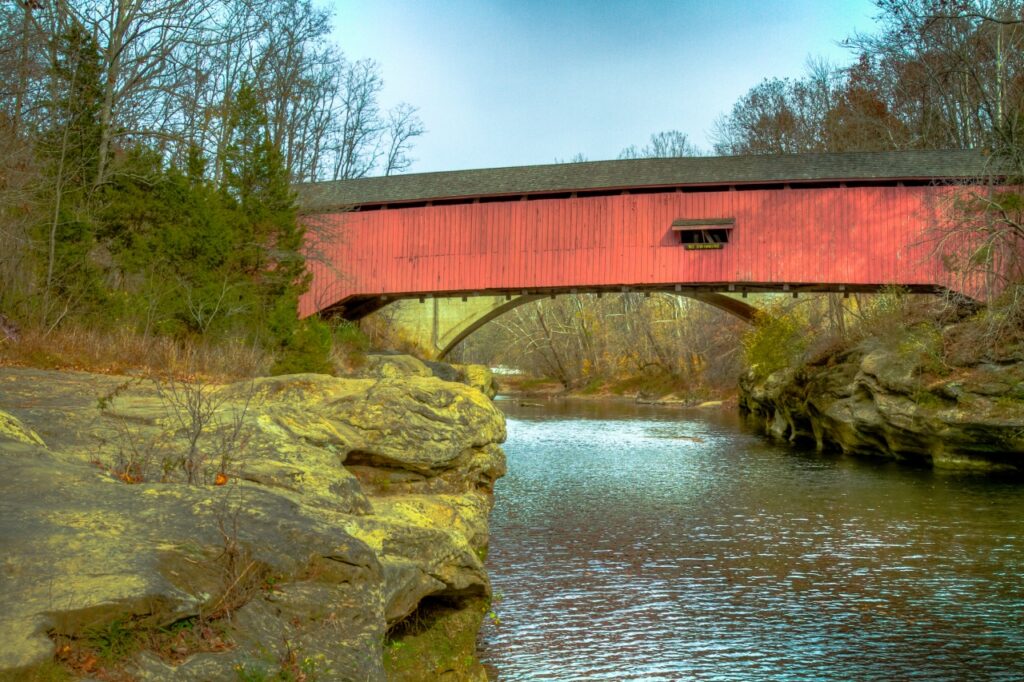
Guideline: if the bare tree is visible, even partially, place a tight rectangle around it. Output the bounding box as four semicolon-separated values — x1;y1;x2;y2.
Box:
620;130;703;158
384;102;425;176
843;0;1024;151
45;0;224;186
331;58;385;180
711;71;845;155
459;293;746;394
553;152;589;163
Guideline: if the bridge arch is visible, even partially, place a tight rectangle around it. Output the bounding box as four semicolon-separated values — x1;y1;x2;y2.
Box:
377;291;762;359
436;291;761;359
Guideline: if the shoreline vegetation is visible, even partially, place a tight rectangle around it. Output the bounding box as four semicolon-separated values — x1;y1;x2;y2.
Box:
0;318;370;383
494;372;737;408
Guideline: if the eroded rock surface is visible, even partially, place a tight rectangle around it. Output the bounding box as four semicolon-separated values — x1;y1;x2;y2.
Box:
356;353;499;400
0;368;505;680
740;325;1024;471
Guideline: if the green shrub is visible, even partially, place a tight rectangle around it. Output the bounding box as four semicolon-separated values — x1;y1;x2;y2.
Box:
896;322;948;376
84;618;141;664
742;307;807;380
270;318;333;375
332;319;370;353
853;285;912;340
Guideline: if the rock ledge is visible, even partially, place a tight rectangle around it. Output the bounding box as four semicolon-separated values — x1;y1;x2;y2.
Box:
0;368;505;680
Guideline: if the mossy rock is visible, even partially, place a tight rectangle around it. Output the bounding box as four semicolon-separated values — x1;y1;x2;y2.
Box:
740;334;1024;470
0;368;507;679
384;597;489;682
0;410;44;447
356;353;433;379
451;364;498;399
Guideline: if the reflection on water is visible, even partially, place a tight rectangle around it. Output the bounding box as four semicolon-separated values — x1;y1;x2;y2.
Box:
480;398;1024;681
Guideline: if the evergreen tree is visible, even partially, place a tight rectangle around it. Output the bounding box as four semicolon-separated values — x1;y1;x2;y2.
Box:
221;82;327;372
98;146;240;336
45;25;103;191
222;83;297;278
36;25;106;315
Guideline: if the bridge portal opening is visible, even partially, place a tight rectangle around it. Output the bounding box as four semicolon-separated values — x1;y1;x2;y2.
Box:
671;218;734;250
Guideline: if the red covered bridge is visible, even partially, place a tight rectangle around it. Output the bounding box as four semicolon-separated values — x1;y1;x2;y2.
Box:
296;150;989;324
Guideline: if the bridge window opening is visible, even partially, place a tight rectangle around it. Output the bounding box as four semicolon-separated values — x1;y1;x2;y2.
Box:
672;218;734;250
678;228;730;245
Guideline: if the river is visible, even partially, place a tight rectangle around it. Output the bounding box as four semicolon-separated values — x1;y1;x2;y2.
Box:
478;398;1024;681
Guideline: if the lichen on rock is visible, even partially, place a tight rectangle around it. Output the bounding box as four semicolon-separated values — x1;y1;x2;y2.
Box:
0;409;45;447
739;320;1024;471
0;367;506;680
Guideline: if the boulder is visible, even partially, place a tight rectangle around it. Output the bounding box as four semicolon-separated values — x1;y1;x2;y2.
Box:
335;376;505;475
353;354;499;400
452;364;498;399
354;353;433;379
740;326;1024;471
0;367;506;680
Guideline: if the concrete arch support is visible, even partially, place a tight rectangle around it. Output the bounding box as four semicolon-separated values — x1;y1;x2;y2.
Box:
383;292;761;359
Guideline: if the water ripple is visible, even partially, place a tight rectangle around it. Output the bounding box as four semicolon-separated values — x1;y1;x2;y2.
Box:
480;401;1024;681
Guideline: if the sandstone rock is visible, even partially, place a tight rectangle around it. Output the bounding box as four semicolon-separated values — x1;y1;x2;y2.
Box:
0;443;386;676
353;355;499;400
0;367;506;679
0;409;44;446
740;328;1024;471
336;377;506;476
355;353;433;379
452;364;498;399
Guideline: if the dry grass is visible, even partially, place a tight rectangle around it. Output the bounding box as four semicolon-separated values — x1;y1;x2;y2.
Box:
0;324;271;381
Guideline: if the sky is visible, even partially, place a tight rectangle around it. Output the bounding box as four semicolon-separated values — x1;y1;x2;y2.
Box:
328;0;879;173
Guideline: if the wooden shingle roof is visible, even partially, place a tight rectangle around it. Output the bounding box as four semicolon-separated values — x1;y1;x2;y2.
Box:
296;149;993;212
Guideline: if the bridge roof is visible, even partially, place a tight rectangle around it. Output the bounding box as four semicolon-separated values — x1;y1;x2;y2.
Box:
297;149;992;211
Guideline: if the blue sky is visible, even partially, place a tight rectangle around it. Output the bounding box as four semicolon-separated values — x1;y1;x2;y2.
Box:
329;0;878;172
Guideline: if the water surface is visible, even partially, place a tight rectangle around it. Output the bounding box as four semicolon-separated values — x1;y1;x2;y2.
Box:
479;399;1024;681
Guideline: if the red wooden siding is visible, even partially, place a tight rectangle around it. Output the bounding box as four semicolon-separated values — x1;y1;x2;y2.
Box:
299;184;959;318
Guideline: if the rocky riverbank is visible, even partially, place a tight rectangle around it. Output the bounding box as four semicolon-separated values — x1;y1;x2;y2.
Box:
0;364;505;680
739;315;1024;472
